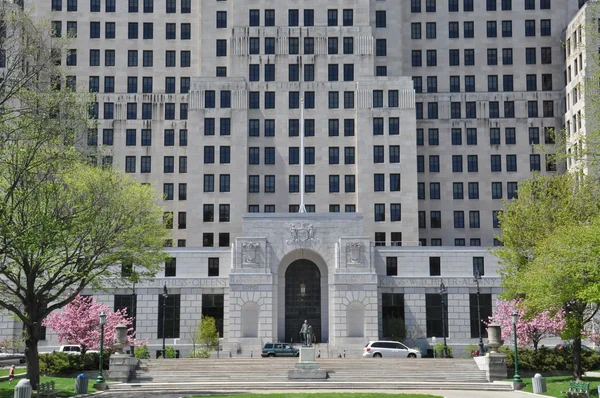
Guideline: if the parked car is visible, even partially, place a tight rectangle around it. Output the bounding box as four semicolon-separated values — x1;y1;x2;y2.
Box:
555;343;597;352
40;345;99;355
261;343;299;357
362;341;422;358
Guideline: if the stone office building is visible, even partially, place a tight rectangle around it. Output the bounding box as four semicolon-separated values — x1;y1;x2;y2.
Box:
3;0;591;356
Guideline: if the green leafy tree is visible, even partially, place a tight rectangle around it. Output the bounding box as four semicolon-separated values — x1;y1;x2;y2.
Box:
196;316;219;349
496;173;600;380
0;10;169;388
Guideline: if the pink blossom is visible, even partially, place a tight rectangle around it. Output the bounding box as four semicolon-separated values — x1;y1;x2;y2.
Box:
42;295;147;352
487;299;566;349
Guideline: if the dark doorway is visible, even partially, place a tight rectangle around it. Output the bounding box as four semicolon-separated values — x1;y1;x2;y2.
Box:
285;259;321;344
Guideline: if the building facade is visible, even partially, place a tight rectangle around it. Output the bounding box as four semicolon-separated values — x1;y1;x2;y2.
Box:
1;0;594;355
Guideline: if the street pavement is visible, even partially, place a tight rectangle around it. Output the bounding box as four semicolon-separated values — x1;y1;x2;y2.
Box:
96;389;541;398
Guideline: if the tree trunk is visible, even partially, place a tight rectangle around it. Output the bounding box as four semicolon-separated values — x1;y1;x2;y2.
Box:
24;328;40;390
533;339;539;350
573;336;583;381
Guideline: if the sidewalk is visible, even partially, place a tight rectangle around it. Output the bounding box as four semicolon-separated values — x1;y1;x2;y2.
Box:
96;389;541;398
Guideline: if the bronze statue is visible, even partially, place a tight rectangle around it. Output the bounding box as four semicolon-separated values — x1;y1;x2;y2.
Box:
306;324;313;346
299;320;311;346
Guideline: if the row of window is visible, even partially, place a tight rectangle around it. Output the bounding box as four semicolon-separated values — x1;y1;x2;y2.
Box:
410;0;551;12
244;8;356;28
248;63;357;82
418;210;500;229
415;100;554;120
66;49;192;67
410;19;551;40
90;76;190;94
385;256;485;277
417;154;555;173
122;155;187;173
90;102;188;120
227;36;386;57
411;47;552;67
419;237;501;247
52;21;193;40
417;127;555;146
202;90;399;111
51;0;191;13
413;73;553;93
92;128;189;147
419;181;518;201
88;76;190;94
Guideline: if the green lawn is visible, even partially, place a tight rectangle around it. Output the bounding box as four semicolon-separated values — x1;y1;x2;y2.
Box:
0;375;99;397
519;376;600;397
190;394;442;398
0;369;26;377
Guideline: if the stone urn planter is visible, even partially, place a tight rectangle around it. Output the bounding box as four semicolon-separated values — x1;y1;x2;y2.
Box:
487;323;504;353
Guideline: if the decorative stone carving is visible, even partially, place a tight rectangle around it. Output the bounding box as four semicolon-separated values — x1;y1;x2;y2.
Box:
286;223;318;244
242;242;260;264
346;242;364;264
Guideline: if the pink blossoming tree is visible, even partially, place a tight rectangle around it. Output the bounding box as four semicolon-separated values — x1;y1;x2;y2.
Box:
487;299;566;350
42;295;145;353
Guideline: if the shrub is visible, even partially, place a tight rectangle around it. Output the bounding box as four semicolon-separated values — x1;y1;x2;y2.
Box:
189;348;211;358
499;346;600;372
158;346;177;359
39;352;109;375
433;343;453;358
134;344;150;359
465;344;479;357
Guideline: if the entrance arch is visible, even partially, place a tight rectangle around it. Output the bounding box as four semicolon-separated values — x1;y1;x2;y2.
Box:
285;259;321;343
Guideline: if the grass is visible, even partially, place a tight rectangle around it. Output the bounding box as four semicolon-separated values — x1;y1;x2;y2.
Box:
0;375;99;397
519;375;600;397
0;369;26;377
190;395;442;398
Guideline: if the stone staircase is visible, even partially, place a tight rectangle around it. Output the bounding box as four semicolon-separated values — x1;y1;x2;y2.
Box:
107;358;514;392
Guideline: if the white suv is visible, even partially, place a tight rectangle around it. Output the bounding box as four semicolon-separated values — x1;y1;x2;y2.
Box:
362;341;422;358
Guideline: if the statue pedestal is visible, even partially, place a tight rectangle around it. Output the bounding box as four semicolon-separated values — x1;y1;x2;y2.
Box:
288;347;327;379
108;353;139;383
474;352;508;382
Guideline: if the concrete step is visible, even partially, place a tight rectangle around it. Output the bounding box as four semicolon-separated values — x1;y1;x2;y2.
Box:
108;381;514;392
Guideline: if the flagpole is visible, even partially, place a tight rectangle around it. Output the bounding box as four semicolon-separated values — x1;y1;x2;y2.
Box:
299;97;306;213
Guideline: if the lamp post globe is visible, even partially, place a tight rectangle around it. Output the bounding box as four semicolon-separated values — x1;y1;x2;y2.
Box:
511;310;523;384
474;268;484;356
96;311;107;384
161;284;168;359
439;282;448;358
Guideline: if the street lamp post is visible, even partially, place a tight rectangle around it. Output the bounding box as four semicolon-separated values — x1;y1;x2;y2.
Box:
162;284;168;359
512;310;523;385
96;312;106;384
474;268;485;356
130;280;136;357
439;282;448;358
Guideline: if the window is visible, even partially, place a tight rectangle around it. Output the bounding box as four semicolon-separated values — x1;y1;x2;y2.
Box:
426;50;436;66
505;128;516;145
504;101;515;118
157;293;180;338
447;22;462;42
541;19;551;36
487;49;497;65
345;175;355;193
526;48;536;64
412;23;422;39
488;75;498;92
464;21;474;38
454;211;464;228
541;47;552;64
468;155;478;172
343;9;353;26
528;101;538;118
216;40;226;57
427;77;437;93
503;48;513;65
288;9;299;26
426;22;436;39
412;50;422;66
452;128;462;145
67;0;77;11
140;156;151;173
501;0;511;9
52;0;62;11
412;0;421;12
501;20;512;37
304;9;314;26
374;204;385;222
208;258;219;277
470;293;492;338
265;9;275;26
390;175;401;192
376;11;386;28
466;103;476;119
430;182;440;199
429;155;439;172
453;182;463;199
491;155;502;172
469;211;480;228
507;182;518;199
376;39;387;56
449;0;458;11
506;155;517;172
487;21;497;38
530;154;541;171
452;155;463;172
386;258;398;276
464;49;474;65
449;50;460;66
468;182;479;199
426;0;436;12
429;257;441;276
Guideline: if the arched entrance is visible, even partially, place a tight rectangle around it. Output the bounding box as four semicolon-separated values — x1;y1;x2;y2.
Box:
285;259;321;344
